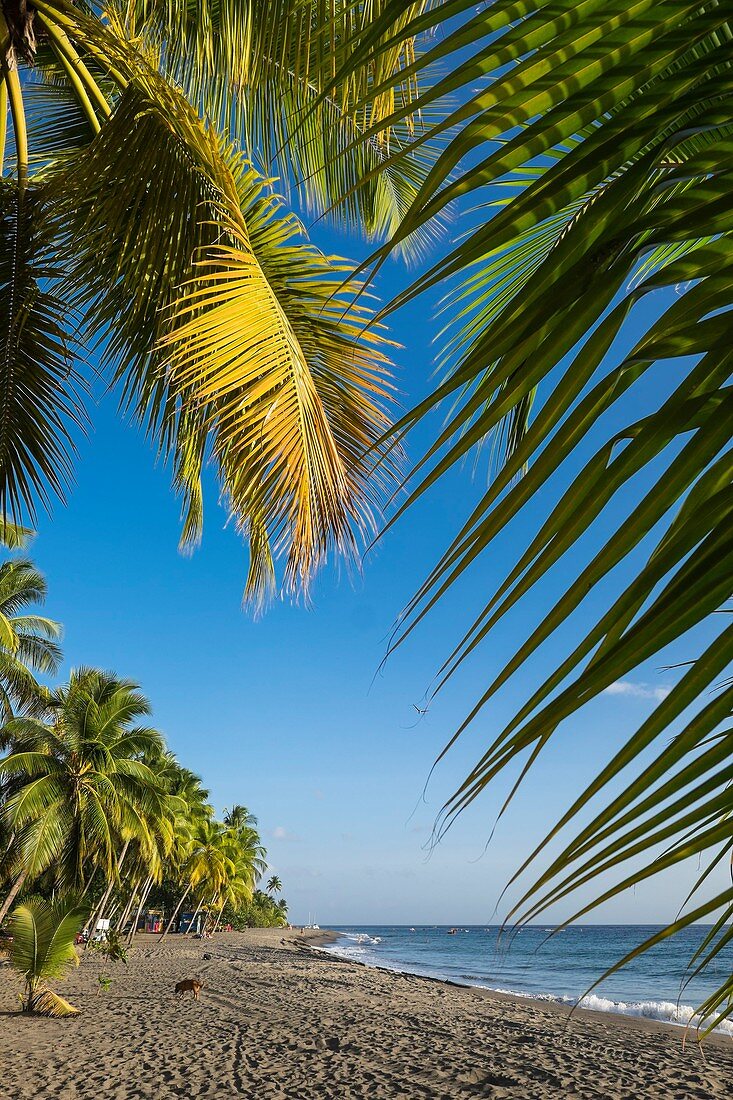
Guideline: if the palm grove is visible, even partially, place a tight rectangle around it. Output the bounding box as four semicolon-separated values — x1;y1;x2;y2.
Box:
0;0;731;1032
0;525;287;952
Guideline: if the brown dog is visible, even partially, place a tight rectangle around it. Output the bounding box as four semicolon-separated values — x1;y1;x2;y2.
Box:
174;978;203;999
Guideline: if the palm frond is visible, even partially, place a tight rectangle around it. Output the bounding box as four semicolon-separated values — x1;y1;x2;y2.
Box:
340;0;733;1033
53;74;397;603
29;987;80;1016
0;181;84;522
122;0;449;254
9;895;84;980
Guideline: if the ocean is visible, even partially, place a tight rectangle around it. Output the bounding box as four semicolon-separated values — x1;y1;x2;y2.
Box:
323;925;733;1036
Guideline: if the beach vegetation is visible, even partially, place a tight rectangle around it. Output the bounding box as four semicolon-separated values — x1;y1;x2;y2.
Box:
8;896;85;1016
0;565;288;958
0;668;171;922
219;890;289;931
88;928;128;966
96;974;114;996
0;525;61;722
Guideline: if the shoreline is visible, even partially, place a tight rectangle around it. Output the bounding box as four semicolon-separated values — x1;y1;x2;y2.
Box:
311;932;733;1048
1;929;731;1097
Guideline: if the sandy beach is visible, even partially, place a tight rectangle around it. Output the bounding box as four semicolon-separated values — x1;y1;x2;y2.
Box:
1;929;730;1098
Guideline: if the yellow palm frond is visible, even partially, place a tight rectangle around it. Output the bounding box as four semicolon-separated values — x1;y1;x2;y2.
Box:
52;69;397;604
160;161;397;606
30;988;80;1017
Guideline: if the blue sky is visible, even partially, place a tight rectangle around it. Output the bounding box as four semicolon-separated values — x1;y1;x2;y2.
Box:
23;210;719;928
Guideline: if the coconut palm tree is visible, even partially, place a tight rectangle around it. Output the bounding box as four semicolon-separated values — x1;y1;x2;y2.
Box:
0;558;62;723
9;896;86;1016
0;669;169;920
159;819;236;941
213;868;255;933
0;0;444;604
334;3;733;1033
224;805;267;883
266;875;282;896
223;805;258;833
111;748;186;938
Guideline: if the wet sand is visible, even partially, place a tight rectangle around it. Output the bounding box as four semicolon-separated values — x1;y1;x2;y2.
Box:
0;928;730;1098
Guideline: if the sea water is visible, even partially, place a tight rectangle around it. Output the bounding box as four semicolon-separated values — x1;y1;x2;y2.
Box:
324;925;733;1036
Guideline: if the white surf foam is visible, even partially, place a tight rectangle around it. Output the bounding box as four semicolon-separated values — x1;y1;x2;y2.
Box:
491;987;733;1037
340;932;381;945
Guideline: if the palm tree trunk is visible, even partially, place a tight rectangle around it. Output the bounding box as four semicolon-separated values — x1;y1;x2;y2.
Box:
0;866;28;925
116;878;141;933
212;904;224;934
201;893;216;934
184;893;205;935
157;884;191;945
126;876;153;946
84;840;130;947
86;882;114;944
1;829;15;861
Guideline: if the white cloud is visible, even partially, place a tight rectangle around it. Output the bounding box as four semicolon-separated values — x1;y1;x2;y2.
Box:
604;681;671;702
272;826;301;842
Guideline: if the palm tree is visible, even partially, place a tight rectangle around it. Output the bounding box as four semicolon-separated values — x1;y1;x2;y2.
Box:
0;558;62;722
0;1;444;603
159;819;236;941
266;875;282;896
0;528;60;881
337;4;733;1033
0;669;169;921
9;896;86;1016
114;749;183;937
224;806;267;883
223;805;258;833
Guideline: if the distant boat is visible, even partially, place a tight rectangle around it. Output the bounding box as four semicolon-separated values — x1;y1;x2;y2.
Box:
447;928;457;935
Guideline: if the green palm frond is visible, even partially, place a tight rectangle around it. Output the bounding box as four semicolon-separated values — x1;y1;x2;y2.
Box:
0;520;32;549
0;181;84;520
337;0;733;1034
162;161;398;604
0;559;62;718
9;896;84;1015
9;895;84;980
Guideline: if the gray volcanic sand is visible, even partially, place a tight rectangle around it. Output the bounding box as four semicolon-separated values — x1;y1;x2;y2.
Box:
0;929;730;1098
